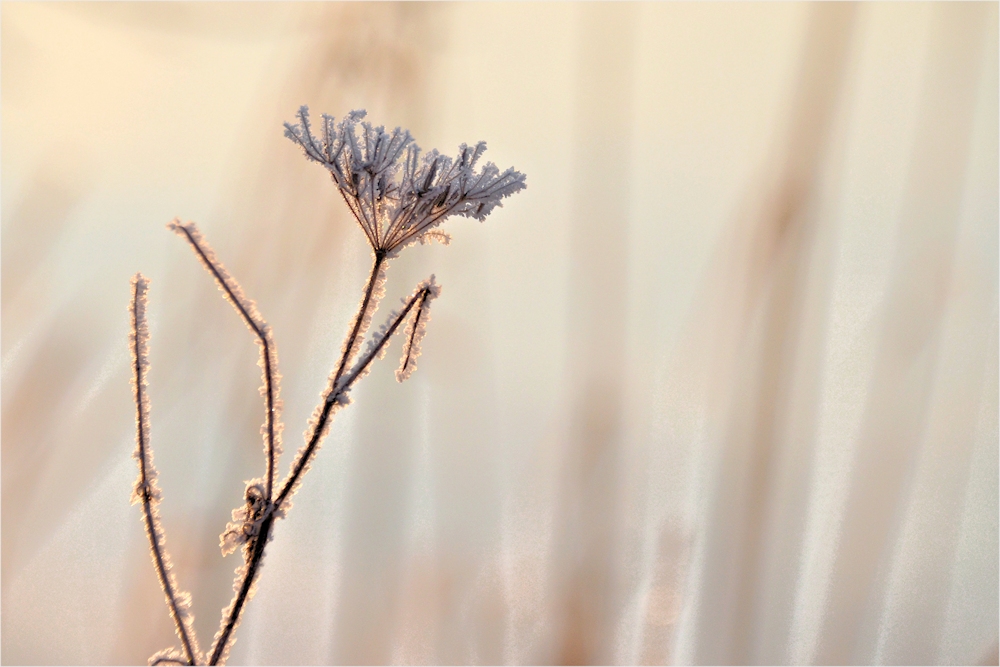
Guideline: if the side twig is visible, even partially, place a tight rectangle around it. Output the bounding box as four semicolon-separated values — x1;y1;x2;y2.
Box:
279;275;434;506
168;220;283;501
130;274;203;667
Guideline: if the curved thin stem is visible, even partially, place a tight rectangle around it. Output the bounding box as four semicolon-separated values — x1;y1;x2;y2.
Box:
335;250;387;385
274;252;390;510
170;222;280;501
339;187;378;250
398;290;430;375
131;275;200;666
207;514;273;666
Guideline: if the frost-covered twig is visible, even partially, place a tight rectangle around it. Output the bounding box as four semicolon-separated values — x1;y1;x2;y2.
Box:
335;249;388;387
204;257;438;665
340;277;437;391
395;277;440;382
274;273;439;510
168;220;283;502
269;250;386;515
130;274;202;666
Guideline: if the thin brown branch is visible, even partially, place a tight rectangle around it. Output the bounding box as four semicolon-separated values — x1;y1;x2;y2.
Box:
130;274;202;666
397;289;431;380
164;222;287;665
168;221;283;502
335;250;388;385
207;513;273;665
274;252;393;512
335;281;431;395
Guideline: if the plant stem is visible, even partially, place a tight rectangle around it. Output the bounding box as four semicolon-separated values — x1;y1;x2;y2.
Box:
336;250;387;384
173;223;279;502
208;514;273;665
209;250;403;665
207;283;427;665
131;276;200;666
275;250;389;509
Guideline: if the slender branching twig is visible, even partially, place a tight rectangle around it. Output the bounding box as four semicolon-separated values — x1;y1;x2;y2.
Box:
208;266;436;665
130;107;523;665
161;222;285;665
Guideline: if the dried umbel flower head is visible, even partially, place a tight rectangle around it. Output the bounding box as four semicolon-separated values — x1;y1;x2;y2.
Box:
284;106;527;254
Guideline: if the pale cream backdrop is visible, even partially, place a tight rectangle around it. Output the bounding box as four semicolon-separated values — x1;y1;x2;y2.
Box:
1;3;997;665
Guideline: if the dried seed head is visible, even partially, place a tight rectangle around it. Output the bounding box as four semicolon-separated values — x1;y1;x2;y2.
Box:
285;106;526;253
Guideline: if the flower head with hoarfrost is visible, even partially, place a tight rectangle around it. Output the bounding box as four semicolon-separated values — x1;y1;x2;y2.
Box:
284;106;526;254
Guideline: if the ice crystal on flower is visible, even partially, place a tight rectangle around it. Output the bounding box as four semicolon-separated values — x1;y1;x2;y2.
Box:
284;106;526;253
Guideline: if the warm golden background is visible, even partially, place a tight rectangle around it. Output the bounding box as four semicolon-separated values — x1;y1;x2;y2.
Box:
2;3;997;665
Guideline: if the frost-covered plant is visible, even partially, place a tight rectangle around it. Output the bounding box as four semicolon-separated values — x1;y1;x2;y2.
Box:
128;108;524;666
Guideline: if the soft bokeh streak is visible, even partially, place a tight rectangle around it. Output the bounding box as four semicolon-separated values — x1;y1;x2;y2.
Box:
2;3;996;665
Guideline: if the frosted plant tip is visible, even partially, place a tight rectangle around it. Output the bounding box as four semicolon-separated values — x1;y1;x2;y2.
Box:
285;106;526;254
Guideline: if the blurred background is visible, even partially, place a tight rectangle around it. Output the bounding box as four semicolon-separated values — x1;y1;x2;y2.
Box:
2;2;997;664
